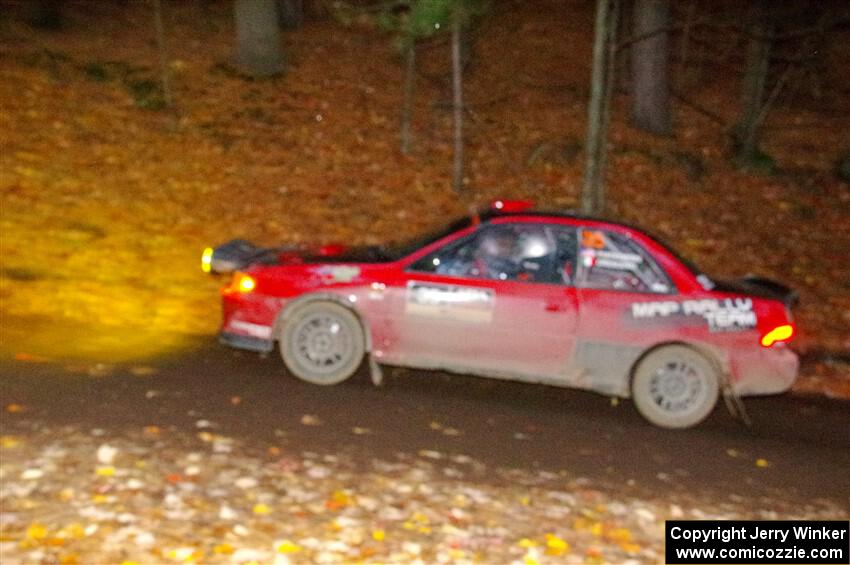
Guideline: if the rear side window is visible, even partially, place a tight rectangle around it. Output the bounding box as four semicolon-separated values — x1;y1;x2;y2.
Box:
575;229;673;294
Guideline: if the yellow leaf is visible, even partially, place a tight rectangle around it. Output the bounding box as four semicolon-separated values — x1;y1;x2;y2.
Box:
607;527;632;543
372;529;385;542
755;458;770;468
253;503;271;515
27;523;48;540
517;538;537;548
213;543;234;554
545;533;569;555
0;436;21;448
95;466;115;477
276;540;302;553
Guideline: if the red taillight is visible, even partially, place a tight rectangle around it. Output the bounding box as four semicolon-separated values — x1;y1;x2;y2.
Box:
760;324;794;347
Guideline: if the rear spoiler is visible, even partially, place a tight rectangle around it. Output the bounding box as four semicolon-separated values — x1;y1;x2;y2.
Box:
725;275;799;308
202;239;300;274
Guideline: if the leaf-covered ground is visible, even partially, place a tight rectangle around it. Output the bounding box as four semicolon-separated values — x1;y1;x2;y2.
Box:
1;421;843;565
0;1;848;394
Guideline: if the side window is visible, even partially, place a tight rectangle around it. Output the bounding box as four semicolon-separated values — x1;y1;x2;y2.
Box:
576;229;673;293
409;224;563;284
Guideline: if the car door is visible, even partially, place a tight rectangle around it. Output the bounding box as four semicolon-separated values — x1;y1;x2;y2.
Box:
382;222;580;381
571;227;680;394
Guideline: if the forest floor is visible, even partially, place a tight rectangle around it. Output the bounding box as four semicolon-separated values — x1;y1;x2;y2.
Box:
1;0;849;396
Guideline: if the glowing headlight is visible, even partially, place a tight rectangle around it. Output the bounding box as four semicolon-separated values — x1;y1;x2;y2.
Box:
201;247;213;273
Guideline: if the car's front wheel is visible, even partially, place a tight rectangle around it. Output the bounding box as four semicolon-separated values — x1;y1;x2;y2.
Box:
280;301;365;385
631;345;720;429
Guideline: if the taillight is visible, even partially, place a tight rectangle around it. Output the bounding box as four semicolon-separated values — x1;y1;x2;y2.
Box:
229;272;256;293
760;324;794;348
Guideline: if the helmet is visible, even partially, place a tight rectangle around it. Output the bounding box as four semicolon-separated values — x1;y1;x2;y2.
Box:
516;230;553;259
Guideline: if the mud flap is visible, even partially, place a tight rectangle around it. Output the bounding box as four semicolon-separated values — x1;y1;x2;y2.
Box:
369;355;384;387
720;373;751;428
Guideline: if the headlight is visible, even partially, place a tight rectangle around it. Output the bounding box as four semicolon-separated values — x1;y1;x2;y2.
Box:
201;247;213;273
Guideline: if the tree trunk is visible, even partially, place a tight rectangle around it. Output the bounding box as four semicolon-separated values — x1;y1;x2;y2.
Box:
630;0;671;135
400;41;416;155
153;0;173;108
616;0;632;93
277;0;304;30
582;0;613;215
451;9;464;193
596;0;619;206
735;0;772;164
234;0;284;78
677;0;697;85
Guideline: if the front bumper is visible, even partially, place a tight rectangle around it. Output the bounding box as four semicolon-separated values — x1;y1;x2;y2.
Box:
219;331;274;353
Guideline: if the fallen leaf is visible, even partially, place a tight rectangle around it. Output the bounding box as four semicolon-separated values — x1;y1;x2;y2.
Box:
545;533;570;555
253;503;271;515
27;523;48;540
1;436;22;448
300;414;322;426
275;540;302;553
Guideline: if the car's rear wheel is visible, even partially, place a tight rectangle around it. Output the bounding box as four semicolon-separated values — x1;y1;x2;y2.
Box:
631;345;720;429
280;301;365;385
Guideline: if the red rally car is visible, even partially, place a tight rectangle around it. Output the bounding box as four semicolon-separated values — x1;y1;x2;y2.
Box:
202;200;798;428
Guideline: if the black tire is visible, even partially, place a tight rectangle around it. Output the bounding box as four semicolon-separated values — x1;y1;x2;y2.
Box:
280;301;365;385
631;345;720;429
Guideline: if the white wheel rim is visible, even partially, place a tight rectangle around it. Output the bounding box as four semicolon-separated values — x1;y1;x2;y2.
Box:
647;359;707;415
291;312;354;375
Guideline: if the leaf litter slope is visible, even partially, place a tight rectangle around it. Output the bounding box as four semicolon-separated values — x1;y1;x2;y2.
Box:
0;1;847;391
